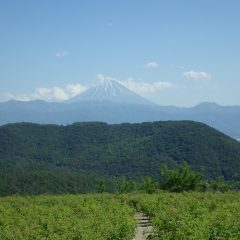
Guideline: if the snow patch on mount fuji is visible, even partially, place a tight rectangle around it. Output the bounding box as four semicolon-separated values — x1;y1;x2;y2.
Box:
67;79;155;105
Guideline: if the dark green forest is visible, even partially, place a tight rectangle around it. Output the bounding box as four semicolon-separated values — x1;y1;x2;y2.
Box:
0;121;240;195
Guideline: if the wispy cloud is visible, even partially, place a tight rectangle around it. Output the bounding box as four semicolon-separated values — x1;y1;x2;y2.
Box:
107;22;113;27
183;70;211;80
96;74;175;96
96;74;174;96
179;66;185;70
0;93;30;102
55;51;69;58
96;74;115;82
120;78;174;96
1;84;87;102
1;74;175;103
143;61;159;68
33;84;87;101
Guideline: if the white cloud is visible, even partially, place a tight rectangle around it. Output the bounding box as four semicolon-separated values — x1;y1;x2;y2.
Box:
55;51;68;58
0;93;30;102
65;84;87;97
120;78;174;96
183;70;211;80
96;74;117;84
1;84;87;102
143;62;159;68
1;75;174;103
32;87;69;101
95;74;174;96
95;74;173;96
33;84;87;101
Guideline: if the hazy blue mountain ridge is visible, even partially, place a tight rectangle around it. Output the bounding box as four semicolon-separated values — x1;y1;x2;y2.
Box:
0;80;239;139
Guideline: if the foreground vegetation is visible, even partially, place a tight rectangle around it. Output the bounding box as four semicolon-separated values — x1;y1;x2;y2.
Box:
0;194;135;240
0;192;240;239
128;192;240;240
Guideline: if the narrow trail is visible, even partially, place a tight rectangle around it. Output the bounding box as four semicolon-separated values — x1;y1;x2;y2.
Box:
133;212;153;240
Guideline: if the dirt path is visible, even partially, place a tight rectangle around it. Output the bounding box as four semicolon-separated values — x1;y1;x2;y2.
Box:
133;212;153;240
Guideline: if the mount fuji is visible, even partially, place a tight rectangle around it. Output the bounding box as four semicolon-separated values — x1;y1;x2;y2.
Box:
0;80;240;140
67;79;154;105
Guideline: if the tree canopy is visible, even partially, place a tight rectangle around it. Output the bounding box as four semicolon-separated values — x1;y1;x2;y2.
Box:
0;121;240;195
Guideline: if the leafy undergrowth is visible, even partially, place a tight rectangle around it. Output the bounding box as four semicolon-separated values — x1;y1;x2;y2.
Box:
127;192;240;240
1;192;240;239
0;194;135;240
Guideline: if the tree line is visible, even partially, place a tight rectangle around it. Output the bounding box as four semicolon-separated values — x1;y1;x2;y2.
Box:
98;163;240;194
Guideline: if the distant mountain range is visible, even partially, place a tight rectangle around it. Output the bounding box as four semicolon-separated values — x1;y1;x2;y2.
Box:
0;79;240;139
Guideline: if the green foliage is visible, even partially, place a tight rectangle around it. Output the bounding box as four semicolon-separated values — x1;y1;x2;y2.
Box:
208;176;237;192
115;177;137;193
1;192;240;239
141;176;158;194
159;163;203;192
97;180;105;193
127;180;137;192
0;121;240;195
116;177;128;193
128;192;240;240
0;194;135;240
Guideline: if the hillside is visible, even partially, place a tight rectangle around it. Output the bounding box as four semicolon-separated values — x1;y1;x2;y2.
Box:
0;121;240;195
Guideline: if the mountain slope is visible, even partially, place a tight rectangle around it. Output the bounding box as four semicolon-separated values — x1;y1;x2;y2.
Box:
67;79;154;105
0;121;240;195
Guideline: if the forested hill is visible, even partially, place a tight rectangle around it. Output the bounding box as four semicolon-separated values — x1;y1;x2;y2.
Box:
0;121;240;195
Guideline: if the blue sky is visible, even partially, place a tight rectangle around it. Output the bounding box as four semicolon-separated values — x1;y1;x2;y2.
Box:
0;0;240;106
